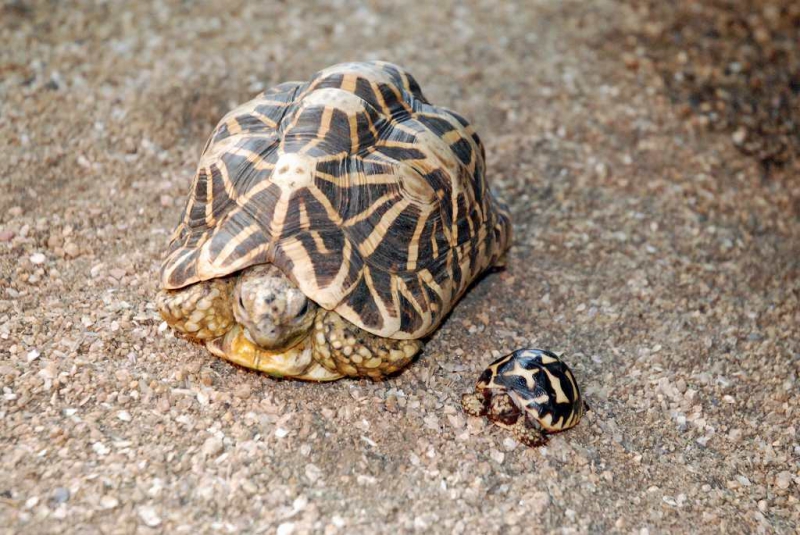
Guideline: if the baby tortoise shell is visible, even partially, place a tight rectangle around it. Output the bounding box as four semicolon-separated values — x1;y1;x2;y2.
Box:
461;348;586;446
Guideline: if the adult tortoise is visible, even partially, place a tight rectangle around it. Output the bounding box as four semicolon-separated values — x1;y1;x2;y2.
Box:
157;61;512;381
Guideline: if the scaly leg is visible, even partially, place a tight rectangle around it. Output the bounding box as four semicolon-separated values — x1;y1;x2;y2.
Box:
461;392;488;417
311;310;422;379
511;417;547;447
156;279;235;340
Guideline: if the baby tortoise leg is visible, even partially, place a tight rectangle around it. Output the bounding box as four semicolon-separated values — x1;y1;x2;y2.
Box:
311;310;422;379
510;417;547;447
156;279;235;341
461;392;488;417
487;395;547;446
487;393;521;426
462;392;520;421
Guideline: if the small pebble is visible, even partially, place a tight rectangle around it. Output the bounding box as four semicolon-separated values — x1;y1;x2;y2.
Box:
0;230;15;242
489;449;505;464
775;471;792;490
30;253;46;265
502;437;518;451
63;242;80;257
234;384;251;399
51;487;70;504
202;436;224;457
137;505;162;527
100;496;119;509
527;491;550;515
305;463;322;483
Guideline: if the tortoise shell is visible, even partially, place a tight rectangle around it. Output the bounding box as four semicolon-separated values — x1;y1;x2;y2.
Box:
160;61;512;339
476;349;584;432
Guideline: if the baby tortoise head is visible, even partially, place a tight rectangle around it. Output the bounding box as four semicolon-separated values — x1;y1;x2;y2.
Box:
461;348;587;447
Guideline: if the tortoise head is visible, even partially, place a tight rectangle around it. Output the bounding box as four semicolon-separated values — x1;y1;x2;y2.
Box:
232;264;318;350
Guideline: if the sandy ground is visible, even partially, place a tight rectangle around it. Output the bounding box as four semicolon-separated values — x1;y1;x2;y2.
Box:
1;1;798;533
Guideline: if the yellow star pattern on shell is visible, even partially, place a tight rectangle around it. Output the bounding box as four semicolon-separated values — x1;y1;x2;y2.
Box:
506;359;540;390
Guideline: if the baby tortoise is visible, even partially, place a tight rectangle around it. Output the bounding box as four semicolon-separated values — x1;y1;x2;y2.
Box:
461;349;586;446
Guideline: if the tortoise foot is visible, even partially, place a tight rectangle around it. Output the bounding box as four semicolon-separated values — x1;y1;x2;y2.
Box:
156;279;235;340
311;310;422;379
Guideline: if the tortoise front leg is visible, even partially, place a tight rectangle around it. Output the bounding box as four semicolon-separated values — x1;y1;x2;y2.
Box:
156;279;235;341
311;310;422;379
510;417;547;447
461;392;488;417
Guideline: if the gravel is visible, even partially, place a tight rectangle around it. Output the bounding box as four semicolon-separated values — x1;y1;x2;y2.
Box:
621;0;800;172
1;1;798;534
50;488;70;505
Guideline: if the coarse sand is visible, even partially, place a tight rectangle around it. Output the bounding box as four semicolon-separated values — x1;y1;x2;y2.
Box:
1;1;798;533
